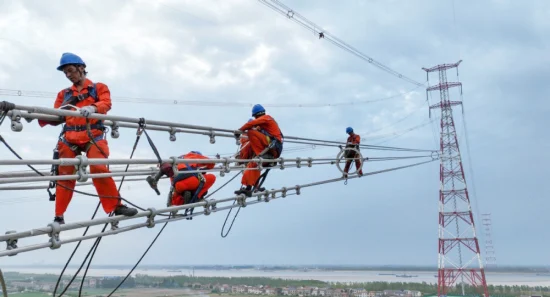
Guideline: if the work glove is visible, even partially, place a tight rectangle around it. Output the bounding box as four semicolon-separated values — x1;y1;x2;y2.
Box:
80;106;96;117
159;162;175;178
234;130;242;139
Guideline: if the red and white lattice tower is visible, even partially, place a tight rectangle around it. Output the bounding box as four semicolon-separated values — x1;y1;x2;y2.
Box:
422;60;489;297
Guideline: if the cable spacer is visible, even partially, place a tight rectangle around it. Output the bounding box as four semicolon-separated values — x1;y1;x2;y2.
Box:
295;185;301;195
75;155;89;183
209;130;216;144
169;127;177;142
209;199;218;211
279;158;285;170
431;151;439;161
169;156;179;176
282;187;287;198
263;190;270;202
223;157;230;173
237;195;247;207
146;207;157;228
296;157;302;168
307;158;313;167
5;230;18;256
203;201;212;216
111;121;120;138
10;110;23;132
47;222;62;250
257;157;263;171
111;220;119;231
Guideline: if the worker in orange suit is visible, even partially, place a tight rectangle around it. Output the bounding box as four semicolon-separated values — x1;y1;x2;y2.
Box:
233;104;283;197
158;151;217;206
343;127;363;178
38;52;138;224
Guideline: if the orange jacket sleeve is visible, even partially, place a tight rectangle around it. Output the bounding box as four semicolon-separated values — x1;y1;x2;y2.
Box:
92;83;112;114
38;91;65;127
239;116;270;132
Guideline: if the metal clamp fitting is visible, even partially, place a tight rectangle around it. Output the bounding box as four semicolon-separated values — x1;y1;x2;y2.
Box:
223;157;230;173
282;187;287;198
307;158;313;167
296;157;302;168
295;185;301;195
204;202;212;216
146;207;157;228
170;156;179;176
47;222;62;250
169;127;177;142
75;155;89;183
209;199;218;211
10;110;23;132
237;195;247;207
209;130;216;144
257;158;263;171
111;121;120;138
5;231;18;256
264;190;270;202
279;158;285;170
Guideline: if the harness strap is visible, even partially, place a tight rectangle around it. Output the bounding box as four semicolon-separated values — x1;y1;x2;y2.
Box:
63;122;105;132
60;133;105;155
61;84;99;108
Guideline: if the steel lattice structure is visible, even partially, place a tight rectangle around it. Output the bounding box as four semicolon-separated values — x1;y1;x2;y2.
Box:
422;60;489;297
481;213;497;268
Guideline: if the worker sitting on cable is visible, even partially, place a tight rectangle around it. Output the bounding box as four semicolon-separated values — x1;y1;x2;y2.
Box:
38;52;138;224
343;127;363;178
158;151;217;206
233;104;283;197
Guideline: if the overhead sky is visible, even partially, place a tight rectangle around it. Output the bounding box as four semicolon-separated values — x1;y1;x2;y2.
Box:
0;0;548;268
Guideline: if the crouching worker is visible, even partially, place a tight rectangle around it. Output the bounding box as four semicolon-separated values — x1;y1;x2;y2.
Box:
156;151;217;208
343;127;363;178
39;52;138;224
233;104;283;197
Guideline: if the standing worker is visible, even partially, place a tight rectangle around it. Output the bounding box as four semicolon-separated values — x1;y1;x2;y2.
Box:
39;52;138;224
233;104;283;197
343;127;364;178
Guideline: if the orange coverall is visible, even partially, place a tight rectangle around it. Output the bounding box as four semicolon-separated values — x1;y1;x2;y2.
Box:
45;78;122;217
170;152;217;206
238;115;283;186
344;133;363;176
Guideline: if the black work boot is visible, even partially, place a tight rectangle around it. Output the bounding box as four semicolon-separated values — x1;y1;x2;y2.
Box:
182;191;193;205
53;216;65;225
234;186;252;197
114;205;138;217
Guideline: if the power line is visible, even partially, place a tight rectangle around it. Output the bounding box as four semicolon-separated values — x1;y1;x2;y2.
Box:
257;0;425;87
0;159;436;258
0;85;420;108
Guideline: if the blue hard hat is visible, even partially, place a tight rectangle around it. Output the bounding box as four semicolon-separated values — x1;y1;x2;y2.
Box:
190;151;202;155
346;127;353;134
251;104;265;116
57;52;86;71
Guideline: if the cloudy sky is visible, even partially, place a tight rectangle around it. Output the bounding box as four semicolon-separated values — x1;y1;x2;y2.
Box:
0;0;548;269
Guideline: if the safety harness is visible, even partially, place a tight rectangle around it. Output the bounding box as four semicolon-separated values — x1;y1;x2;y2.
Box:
48;83;107;201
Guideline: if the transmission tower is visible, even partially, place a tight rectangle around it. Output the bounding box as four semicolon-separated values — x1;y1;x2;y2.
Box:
481;213;497;268
422;60;489;297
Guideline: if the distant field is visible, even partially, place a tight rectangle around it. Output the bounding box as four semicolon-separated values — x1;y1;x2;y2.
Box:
11;288;217;297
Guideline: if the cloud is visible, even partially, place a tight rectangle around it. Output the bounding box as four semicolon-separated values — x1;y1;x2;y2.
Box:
0;0;548;269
